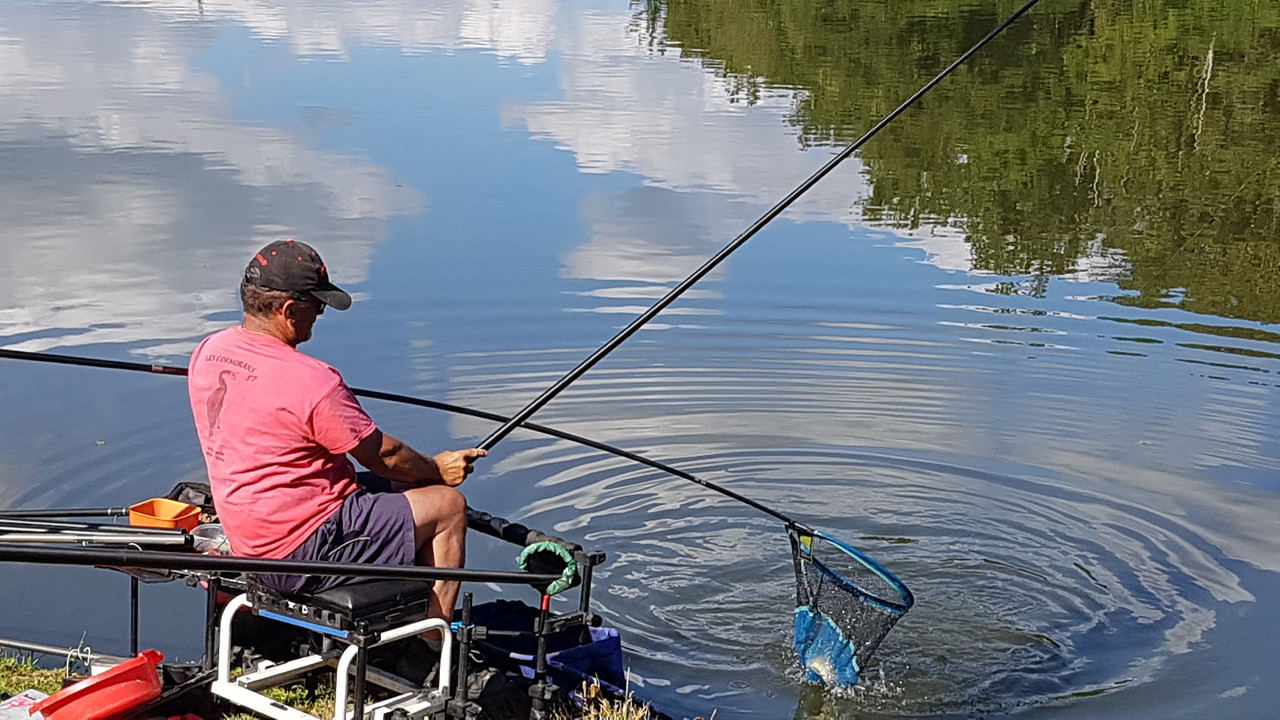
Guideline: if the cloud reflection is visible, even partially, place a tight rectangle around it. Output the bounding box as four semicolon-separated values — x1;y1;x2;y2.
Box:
504;11;871;298
0;1;420;354
104;0;557;62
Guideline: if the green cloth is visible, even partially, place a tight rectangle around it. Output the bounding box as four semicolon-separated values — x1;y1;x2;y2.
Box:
518;541;578;596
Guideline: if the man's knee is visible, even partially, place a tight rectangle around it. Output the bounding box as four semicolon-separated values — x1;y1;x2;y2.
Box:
436;485;466;524
404;484;467;528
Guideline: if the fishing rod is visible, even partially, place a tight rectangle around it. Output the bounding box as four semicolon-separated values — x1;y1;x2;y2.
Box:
0;347;801;527
477;0;1044;453
0;8;1048;685
2;0;1041;531
0;543;563;586
0;506;130;518
0;517;179;535
0;532;190;546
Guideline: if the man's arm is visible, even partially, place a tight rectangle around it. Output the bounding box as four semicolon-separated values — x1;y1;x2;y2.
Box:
349;428;486;487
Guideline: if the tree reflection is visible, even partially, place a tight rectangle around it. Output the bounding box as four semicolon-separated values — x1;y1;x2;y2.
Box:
649;0;1280;323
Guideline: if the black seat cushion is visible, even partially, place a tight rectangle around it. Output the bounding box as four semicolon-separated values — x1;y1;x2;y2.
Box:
310;579;434;616
248;578;435;634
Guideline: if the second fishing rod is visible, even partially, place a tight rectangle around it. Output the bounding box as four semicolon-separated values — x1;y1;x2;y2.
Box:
0;0;1041;536
0;347;802;528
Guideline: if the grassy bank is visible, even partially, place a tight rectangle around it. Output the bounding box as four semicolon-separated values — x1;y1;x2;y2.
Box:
0;656;63;698
1;656;679;720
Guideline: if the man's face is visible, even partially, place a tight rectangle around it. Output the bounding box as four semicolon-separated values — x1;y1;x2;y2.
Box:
287;296;325;344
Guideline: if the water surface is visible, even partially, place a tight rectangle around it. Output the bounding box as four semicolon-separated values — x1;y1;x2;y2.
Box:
1;1;1277;718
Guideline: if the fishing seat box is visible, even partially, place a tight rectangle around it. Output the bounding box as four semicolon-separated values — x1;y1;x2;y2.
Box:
217;580;452;720
247;578;435;635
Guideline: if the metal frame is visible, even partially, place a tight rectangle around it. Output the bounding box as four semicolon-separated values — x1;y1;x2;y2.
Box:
212;593;454;720
0;510;606;719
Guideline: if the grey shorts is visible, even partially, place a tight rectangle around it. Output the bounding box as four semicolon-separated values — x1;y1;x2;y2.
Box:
260;473;416;595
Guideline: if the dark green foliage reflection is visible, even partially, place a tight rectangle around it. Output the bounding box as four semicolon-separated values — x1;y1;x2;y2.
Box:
647;0;1280;324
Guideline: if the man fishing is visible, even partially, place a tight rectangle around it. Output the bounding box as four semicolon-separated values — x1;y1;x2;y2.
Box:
187;239;486;651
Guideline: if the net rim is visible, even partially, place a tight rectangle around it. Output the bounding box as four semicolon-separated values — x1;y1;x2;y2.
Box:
792;527;915;615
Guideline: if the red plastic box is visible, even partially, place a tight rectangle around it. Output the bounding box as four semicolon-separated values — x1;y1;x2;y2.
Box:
30;649;164;720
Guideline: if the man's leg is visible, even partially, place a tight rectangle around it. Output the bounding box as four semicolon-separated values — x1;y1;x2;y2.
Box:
403;485;467;624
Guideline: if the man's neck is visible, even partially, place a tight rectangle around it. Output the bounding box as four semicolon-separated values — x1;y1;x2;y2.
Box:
242;313;296;347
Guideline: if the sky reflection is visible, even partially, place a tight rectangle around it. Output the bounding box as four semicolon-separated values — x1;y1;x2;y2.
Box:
0;0;1124;356
0;3;1277;718
0;0;418;353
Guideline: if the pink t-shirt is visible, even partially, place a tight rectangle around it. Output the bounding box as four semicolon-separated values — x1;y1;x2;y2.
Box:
188;326;376;559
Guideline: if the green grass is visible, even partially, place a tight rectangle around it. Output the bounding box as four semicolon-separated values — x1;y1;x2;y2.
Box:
220;677;694;720
555;677;715;720
2;657;707;720
221;673;335;720
0;656;333;720
0;655;66;698
555;679;655;720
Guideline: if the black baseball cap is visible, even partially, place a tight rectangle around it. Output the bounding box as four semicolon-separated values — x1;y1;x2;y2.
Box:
243;239;352;311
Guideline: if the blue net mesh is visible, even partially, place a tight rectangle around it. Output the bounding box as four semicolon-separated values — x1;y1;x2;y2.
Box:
789;528;913;687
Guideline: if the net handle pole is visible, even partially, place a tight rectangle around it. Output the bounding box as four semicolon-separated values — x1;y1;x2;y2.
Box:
476;0;1043;452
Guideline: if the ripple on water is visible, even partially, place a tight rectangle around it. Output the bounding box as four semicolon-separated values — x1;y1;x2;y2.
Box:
495;443;1240;716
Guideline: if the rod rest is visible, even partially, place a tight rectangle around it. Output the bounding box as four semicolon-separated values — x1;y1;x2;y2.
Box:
466;508;607;567
247;578;434;635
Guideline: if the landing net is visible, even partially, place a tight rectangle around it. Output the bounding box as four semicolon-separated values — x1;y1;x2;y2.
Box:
789;527;913;687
